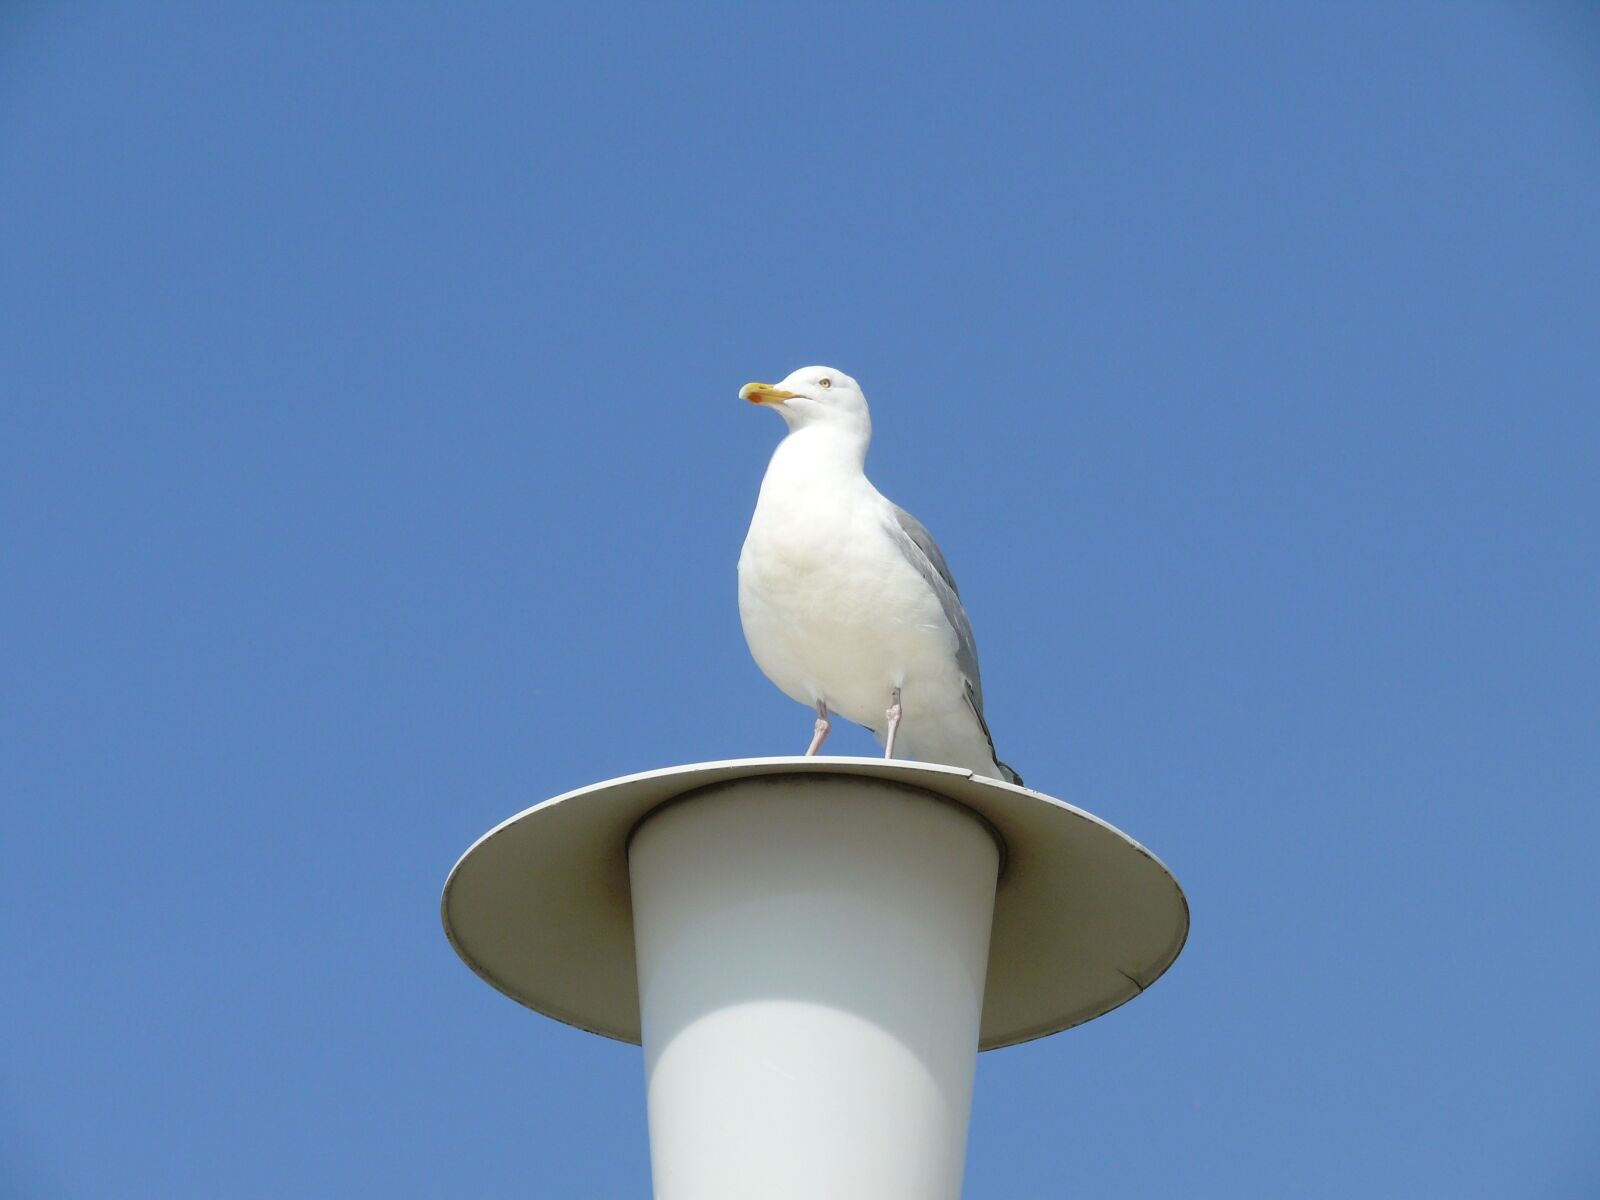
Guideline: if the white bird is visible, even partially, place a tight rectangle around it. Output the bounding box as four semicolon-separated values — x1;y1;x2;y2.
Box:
737;365;1022;785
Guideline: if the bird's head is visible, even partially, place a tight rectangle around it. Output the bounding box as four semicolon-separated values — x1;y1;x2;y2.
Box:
739;366;870;439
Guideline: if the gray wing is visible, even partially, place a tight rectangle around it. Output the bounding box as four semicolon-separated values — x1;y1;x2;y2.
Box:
886;504;986;714
887;504;1024;786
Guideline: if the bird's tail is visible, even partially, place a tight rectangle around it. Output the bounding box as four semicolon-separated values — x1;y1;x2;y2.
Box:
964;681;1024;787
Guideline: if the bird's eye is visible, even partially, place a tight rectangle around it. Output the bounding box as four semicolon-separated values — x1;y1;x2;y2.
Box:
819;377;833;389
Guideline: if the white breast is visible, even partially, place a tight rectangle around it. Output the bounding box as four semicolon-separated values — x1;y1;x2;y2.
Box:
737;432;959;732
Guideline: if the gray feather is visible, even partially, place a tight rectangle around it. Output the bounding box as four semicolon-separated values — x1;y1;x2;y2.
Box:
886;505;1023;786
887;504;984;709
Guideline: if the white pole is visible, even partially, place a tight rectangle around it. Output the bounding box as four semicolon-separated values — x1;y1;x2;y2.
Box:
628;775;1001;1200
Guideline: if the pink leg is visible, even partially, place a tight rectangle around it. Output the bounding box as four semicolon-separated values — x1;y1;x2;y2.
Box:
805;701;831;756
883;688;903;759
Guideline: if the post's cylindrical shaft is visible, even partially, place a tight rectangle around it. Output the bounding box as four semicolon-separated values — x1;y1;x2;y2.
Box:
628;775;1000;1200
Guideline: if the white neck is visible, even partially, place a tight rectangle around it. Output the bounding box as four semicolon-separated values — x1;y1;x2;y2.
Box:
772;422;870;474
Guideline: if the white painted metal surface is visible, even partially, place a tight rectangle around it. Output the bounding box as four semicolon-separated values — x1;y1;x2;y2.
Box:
441;757;1187;1050
629;776;999;1200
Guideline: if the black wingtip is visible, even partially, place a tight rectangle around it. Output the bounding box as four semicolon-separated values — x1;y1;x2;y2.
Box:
962;681;1023;787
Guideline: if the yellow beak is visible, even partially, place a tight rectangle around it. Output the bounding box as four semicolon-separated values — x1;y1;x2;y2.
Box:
739;381;798;405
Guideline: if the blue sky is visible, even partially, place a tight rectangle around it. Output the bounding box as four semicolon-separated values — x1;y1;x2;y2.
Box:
3;3;1596;1196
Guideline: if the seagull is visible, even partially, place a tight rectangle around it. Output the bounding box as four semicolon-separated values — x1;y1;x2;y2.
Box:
737;365;1022;785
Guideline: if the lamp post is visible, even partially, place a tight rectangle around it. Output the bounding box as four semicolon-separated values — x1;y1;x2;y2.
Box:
443;757;1187;1200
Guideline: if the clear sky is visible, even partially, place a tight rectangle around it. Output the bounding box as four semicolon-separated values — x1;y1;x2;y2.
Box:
3;3;1596;1196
